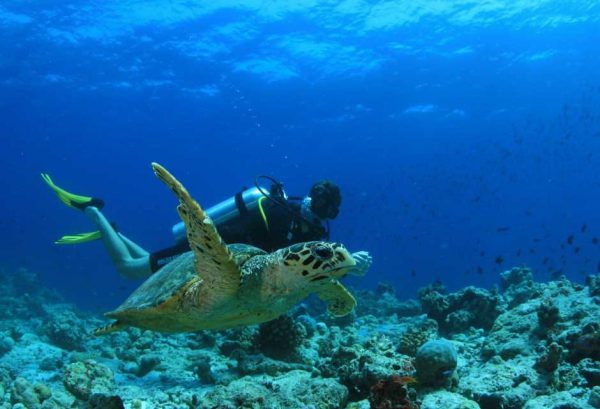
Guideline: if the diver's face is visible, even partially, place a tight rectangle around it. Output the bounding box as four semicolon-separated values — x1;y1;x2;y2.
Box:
311;196;339;219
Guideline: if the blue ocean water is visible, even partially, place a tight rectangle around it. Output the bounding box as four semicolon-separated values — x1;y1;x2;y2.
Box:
1;1;599;311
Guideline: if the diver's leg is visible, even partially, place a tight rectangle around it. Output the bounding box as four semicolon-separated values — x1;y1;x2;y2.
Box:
83;207;152;279
118;233;150;258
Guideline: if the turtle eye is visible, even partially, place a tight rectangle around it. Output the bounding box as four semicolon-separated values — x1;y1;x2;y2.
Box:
313;244;333;259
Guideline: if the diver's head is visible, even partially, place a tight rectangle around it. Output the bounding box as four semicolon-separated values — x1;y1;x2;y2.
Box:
309;180;341;220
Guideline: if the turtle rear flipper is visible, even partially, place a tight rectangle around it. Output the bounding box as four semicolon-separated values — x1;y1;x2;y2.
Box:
152;163;241;297
315;281;357;317
93;321;126;336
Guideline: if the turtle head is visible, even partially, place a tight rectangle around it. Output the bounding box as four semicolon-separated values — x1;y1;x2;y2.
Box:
278;241;356;284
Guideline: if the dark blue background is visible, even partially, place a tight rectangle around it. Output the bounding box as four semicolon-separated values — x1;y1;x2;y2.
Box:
1;2;600;310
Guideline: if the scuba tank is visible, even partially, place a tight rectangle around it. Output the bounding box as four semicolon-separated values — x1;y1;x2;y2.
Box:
172;186;267;244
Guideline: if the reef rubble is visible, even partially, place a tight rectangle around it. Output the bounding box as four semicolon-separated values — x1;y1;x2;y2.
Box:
0;266;598;409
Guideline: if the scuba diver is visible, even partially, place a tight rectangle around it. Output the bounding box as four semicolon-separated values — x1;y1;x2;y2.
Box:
42;173;371;280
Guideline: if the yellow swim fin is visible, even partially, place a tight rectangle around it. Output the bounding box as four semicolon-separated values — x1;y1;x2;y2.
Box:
41;173;104;210
55;231;102;244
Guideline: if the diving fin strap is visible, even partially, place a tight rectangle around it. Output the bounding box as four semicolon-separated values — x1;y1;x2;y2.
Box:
41;173;104;210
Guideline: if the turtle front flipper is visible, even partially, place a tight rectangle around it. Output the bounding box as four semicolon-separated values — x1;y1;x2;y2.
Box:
151;163;241;296
314;281;357;317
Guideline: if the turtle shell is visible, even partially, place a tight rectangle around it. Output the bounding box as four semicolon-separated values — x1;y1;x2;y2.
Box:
111;244;267;314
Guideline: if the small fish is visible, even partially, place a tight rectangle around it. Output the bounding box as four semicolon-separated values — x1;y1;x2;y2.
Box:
393;375;418;385
477;266;484;275
567;234;574;245
593;237;599;245
533;237;541;243
560;244;565;249
480;250;486;257
542;257;550;265
581;224;587;232
516;249;522;256
574;247;580;254
496;226;510;232
495;256;504;265
411;269;416;277
529;248;536;254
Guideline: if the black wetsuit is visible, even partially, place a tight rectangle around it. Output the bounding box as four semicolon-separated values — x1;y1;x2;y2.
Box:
149;197;327;273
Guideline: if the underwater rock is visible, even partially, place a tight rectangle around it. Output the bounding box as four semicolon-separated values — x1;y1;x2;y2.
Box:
0;333;14;357
397;318;439;356
419;284;504;334
578;358;600;388
326;334;415;400
459;354;539;409
9;378;52;408
189;349;237;385
586;274;600;297
63;360;114;401
42;308;87;351
256;314;306;360
0;268;61;321
500;266;542;308
482;302;538;359
200;370;348;409
484;278;599;363
237;351;314;377
344;400;370;409
589;386;600;408
420;390;480;409
564;321;600;363
537;298;561;329
368;374;419;409
415;339;458;387
534;342;563;373
354;285;422;318
523;390;592;409
87;393;125;409
135;354;161;377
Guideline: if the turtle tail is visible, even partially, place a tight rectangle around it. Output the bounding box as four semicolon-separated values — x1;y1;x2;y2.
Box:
93;320;126;336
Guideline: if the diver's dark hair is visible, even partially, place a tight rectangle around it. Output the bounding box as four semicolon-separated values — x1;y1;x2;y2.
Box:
309;180;341;220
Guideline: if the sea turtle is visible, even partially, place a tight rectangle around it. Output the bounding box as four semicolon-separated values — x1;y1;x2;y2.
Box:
95;163;361;335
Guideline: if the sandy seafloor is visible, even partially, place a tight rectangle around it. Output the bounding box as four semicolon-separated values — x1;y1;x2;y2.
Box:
0;266;599;409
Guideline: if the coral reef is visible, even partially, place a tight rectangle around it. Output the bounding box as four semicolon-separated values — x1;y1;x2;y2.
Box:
0;265;598;408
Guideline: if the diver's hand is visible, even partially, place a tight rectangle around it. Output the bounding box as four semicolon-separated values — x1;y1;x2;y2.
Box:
348;251;372;276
